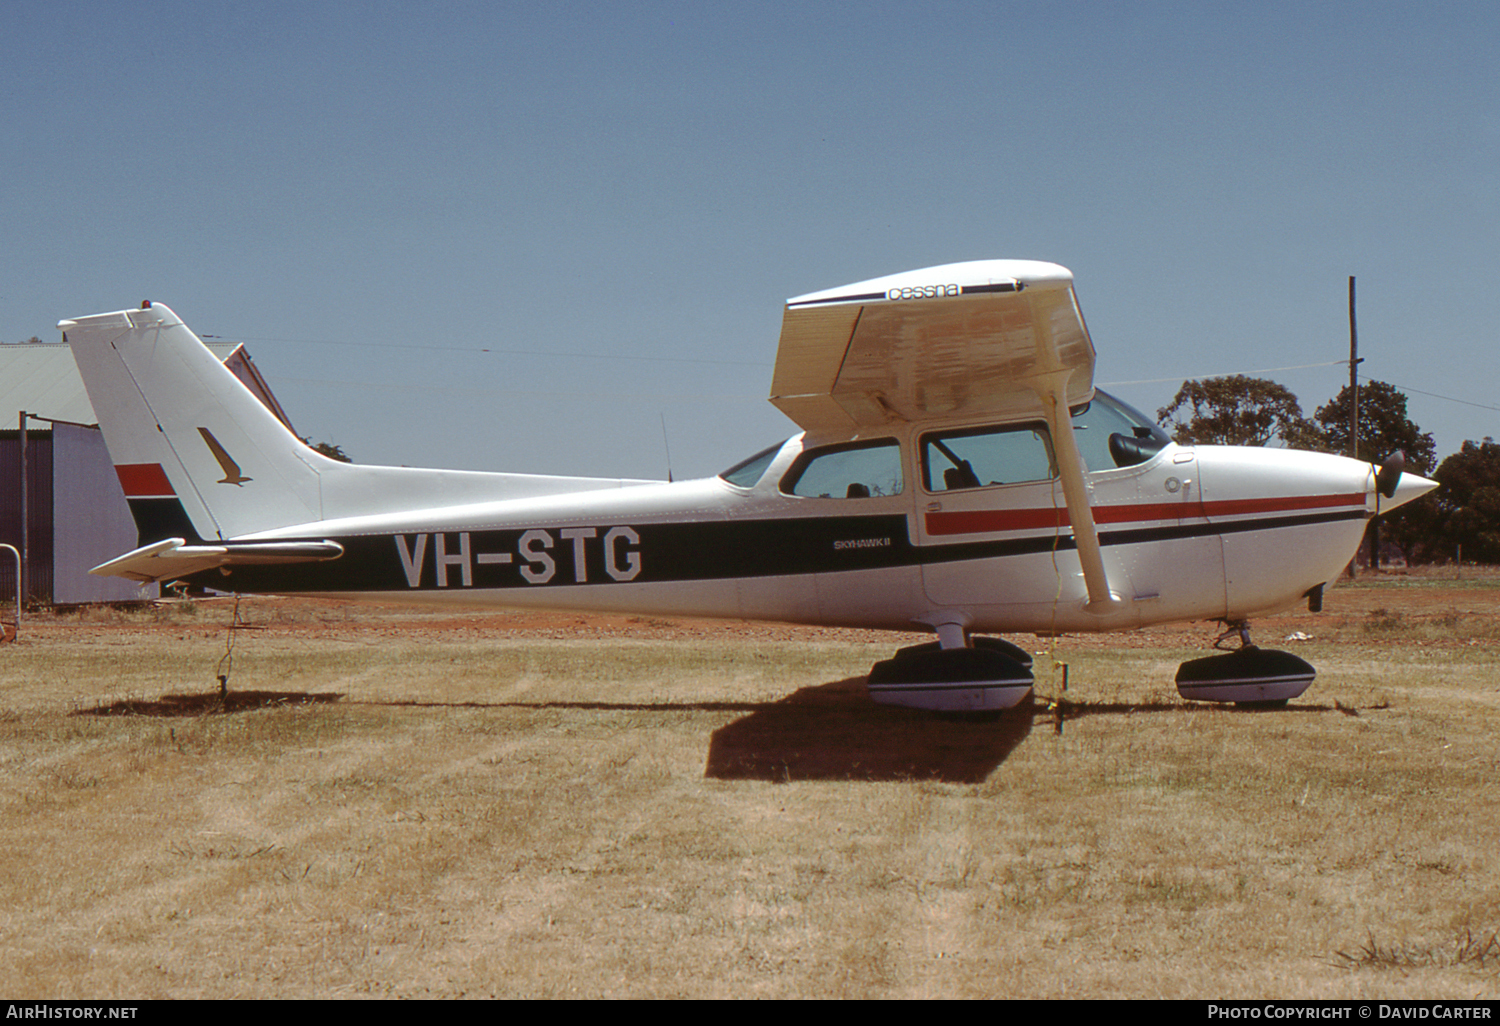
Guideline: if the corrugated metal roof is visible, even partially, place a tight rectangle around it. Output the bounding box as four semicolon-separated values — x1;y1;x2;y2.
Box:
0;342;250;427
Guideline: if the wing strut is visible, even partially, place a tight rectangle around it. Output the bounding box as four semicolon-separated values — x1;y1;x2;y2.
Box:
1031;362;1121;615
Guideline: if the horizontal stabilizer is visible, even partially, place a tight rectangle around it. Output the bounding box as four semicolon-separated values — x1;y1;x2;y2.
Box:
90;538;345;583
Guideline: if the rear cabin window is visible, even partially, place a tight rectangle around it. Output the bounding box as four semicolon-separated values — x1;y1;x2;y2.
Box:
921;423;1056;492
780;439;903;499
719;440;787;489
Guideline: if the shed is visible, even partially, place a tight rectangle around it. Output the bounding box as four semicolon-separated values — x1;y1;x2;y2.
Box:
0;339;293;606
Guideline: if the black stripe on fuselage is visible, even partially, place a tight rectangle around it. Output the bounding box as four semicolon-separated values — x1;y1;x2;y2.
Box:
202;515;914;592
182;507;1368;595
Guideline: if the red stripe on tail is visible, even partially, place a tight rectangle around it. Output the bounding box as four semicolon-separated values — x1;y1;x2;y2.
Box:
115;463;175;498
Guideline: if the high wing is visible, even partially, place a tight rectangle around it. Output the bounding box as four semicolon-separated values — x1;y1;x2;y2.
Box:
770;260;1095;437
771;260;1117;611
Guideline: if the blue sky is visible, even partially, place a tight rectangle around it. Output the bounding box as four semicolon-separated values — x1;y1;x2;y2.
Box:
5;0;1497;479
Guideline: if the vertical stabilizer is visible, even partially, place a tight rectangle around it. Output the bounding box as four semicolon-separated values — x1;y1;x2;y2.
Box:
60;303;328;542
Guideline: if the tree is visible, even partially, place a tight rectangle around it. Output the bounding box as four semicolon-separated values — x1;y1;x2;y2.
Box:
1382;489;1442;565
1306;380;1436;473
301;438;353;463
1291;381;1437;567
1304;381;1437;565
1430;438;1500;564
1155;375;1314;447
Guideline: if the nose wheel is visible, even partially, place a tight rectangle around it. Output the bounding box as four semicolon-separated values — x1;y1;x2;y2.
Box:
1175;620;1315;707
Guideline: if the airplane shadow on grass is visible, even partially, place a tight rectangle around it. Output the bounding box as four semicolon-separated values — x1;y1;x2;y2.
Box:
369;676;1038;783
75;691;344;717
704;676;1033;783
71;677;1342;784
703;678;1340;783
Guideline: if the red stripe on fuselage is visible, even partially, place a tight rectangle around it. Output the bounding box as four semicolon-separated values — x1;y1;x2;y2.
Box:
924;493;1365;536
115;463;176;498
1199;493;1366;517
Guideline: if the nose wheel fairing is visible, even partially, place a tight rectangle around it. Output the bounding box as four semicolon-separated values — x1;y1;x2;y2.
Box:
1175;647;1316;704
1174;622;1315;705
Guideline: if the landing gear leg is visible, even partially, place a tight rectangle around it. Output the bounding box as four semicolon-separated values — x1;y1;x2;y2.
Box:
1214;619;1254;652
1175;620;1315;707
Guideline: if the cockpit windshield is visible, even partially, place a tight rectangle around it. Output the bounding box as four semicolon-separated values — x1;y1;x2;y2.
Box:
1071;390;1170;470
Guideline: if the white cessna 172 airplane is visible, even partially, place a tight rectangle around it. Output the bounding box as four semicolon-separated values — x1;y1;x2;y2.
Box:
61;260;1436;712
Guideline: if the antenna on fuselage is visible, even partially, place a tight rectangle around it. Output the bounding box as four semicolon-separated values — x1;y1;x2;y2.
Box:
660;412;675;483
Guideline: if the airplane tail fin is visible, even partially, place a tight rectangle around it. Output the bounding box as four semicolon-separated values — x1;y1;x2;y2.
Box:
63;301;655;557
60;303;331;543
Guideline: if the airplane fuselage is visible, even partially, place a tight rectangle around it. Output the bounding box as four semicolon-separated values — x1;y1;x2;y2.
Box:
200;422;1384;637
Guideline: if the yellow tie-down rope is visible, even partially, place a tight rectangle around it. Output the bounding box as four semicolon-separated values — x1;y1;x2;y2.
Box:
1043;473;1070;735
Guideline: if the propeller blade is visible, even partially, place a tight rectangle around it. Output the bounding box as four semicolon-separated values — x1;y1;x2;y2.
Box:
1375;451;1405;500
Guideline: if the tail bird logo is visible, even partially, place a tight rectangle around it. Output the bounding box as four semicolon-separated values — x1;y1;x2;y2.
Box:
197;427;253;486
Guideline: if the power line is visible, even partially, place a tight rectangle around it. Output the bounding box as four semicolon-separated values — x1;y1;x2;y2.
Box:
201;334;770;368
1100;360;1347;387
277;375;764;404
1103;358;1500;417
1359;375;1500;415
249;342;1499;417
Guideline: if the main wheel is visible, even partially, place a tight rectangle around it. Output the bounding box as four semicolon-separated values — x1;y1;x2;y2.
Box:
868;645;1033;712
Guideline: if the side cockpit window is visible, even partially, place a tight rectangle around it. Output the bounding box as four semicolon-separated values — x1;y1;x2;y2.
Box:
922;423;1056;492
781;439;903;499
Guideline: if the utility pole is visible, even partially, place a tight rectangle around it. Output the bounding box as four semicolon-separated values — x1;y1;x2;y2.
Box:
1346;278;1364;579
17;410;27;608
1349;276;1359;462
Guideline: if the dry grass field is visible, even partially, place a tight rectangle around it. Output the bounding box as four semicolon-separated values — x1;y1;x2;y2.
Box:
1;571;1497;999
